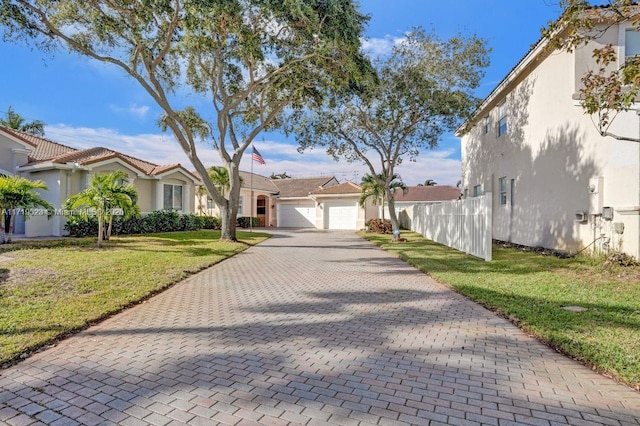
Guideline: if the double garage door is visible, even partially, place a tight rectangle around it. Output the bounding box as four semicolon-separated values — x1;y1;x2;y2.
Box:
277;201;316;228
277;200;359;229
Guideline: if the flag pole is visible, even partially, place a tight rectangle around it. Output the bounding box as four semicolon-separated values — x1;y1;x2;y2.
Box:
250;146;254;233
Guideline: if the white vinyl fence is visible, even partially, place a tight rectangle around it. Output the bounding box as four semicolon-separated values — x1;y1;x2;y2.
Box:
399;193;492;261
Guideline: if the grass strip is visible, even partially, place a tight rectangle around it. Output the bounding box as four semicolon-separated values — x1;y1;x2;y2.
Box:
361;231;640;390
0;230;269;366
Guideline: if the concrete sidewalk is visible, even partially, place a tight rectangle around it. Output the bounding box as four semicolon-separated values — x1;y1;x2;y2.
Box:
0;229;639;425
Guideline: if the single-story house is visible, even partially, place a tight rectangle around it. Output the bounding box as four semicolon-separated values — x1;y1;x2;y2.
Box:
198;174;376;230
0;126;200;237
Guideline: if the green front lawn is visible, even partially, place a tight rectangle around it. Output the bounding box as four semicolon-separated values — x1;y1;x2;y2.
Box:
361;231;640;390
0;230;270;366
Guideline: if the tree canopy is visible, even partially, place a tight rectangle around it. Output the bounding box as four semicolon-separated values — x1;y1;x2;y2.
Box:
292;27;489;234
0;0;371;240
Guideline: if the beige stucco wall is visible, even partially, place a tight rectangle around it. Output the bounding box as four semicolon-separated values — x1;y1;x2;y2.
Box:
461;25;640;258
20;169;64;237
0;134;30;175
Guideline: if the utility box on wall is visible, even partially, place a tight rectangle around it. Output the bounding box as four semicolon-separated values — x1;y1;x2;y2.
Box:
588;177;604;214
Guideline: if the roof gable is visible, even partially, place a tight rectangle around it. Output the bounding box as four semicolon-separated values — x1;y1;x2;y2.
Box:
271;176;337;197
310;181;361;195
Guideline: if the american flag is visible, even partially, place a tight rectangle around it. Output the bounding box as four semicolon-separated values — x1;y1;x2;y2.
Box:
252;145;266;165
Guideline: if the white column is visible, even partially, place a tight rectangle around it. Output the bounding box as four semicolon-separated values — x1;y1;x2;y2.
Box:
156;181;164;211
183;184;190;214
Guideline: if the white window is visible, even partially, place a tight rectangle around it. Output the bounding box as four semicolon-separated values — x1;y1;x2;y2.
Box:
207;198;215;210
625;29;640;61
163;184;183;211
499;177;507;205
473;185;483;197
237;195;244;216
483;116;490;134
497;100;507;137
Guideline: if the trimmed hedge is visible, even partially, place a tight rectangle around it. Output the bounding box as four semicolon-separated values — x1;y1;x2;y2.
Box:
65;210;215;237
237;216;261;228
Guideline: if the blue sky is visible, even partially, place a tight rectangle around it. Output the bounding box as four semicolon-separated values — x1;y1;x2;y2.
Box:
0;1;569;185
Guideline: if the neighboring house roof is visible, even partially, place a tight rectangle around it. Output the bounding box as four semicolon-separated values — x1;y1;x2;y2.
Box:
239;171;279;193
310;181;361;195
272;176;337;197
0;126;76;160
3;127;197;181
393;186;461;202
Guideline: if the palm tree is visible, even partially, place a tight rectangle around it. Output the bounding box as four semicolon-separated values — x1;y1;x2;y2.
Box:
63;171;139;247
0;176;54;243
424;179;437;186
1;106;45;136
208;166;231;196
359;173;407;221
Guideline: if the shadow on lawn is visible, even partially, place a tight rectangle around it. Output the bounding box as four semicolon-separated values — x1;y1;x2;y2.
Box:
0;268;7;283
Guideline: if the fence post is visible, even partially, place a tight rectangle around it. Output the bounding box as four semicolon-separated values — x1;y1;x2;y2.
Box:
484;193;492;261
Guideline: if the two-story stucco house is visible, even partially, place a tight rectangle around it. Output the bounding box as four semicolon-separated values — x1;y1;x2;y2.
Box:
0;126;200;237
457;12;640;259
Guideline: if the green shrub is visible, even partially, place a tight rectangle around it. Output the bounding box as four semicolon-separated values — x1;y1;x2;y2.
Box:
237;216;260;228
64;210;205;237
201;216;221;230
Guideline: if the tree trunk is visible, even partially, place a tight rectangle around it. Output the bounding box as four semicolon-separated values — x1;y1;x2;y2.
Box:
386;195;401;241
218;159;242;242
97;218;104;247
0;212;6;244
381;197;385;221
106;216;114;240
7;209;15;243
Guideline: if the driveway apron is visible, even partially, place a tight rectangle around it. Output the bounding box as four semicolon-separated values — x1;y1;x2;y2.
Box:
0;230;639;426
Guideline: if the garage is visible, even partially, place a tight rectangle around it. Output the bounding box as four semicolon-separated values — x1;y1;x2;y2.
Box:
324;200;359;230
277;201;316;228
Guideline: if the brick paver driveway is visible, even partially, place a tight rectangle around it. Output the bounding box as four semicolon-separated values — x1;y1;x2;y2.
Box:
1;230;639;426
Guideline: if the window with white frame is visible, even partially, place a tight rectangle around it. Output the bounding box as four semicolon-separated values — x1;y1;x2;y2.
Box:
497;100;507;136
163;184;183;211
473;184;482;197
207;198;215;210
237;195;244;216
625;29;640;61
483;116;490;134
499;177;507;205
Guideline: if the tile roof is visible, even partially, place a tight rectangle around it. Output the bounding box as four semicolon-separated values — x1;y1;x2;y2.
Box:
271;176;337;197
310;181;361;195
393;186;461;202
239;171;279;192
2;126;195;180
0;126;76;161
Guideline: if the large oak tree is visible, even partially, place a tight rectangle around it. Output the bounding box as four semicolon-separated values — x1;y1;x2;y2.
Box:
291;27;489;235
0;0;370;240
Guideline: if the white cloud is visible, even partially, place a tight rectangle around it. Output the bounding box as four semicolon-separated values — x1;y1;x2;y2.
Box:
109;103;150;119
360;35;406;58
44;124;461;186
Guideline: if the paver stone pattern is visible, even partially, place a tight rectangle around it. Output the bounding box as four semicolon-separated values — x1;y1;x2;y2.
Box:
0;230;639;425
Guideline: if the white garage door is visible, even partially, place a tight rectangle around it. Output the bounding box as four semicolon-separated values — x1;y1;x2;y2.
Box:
277;201;316;228
325;200;358;230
